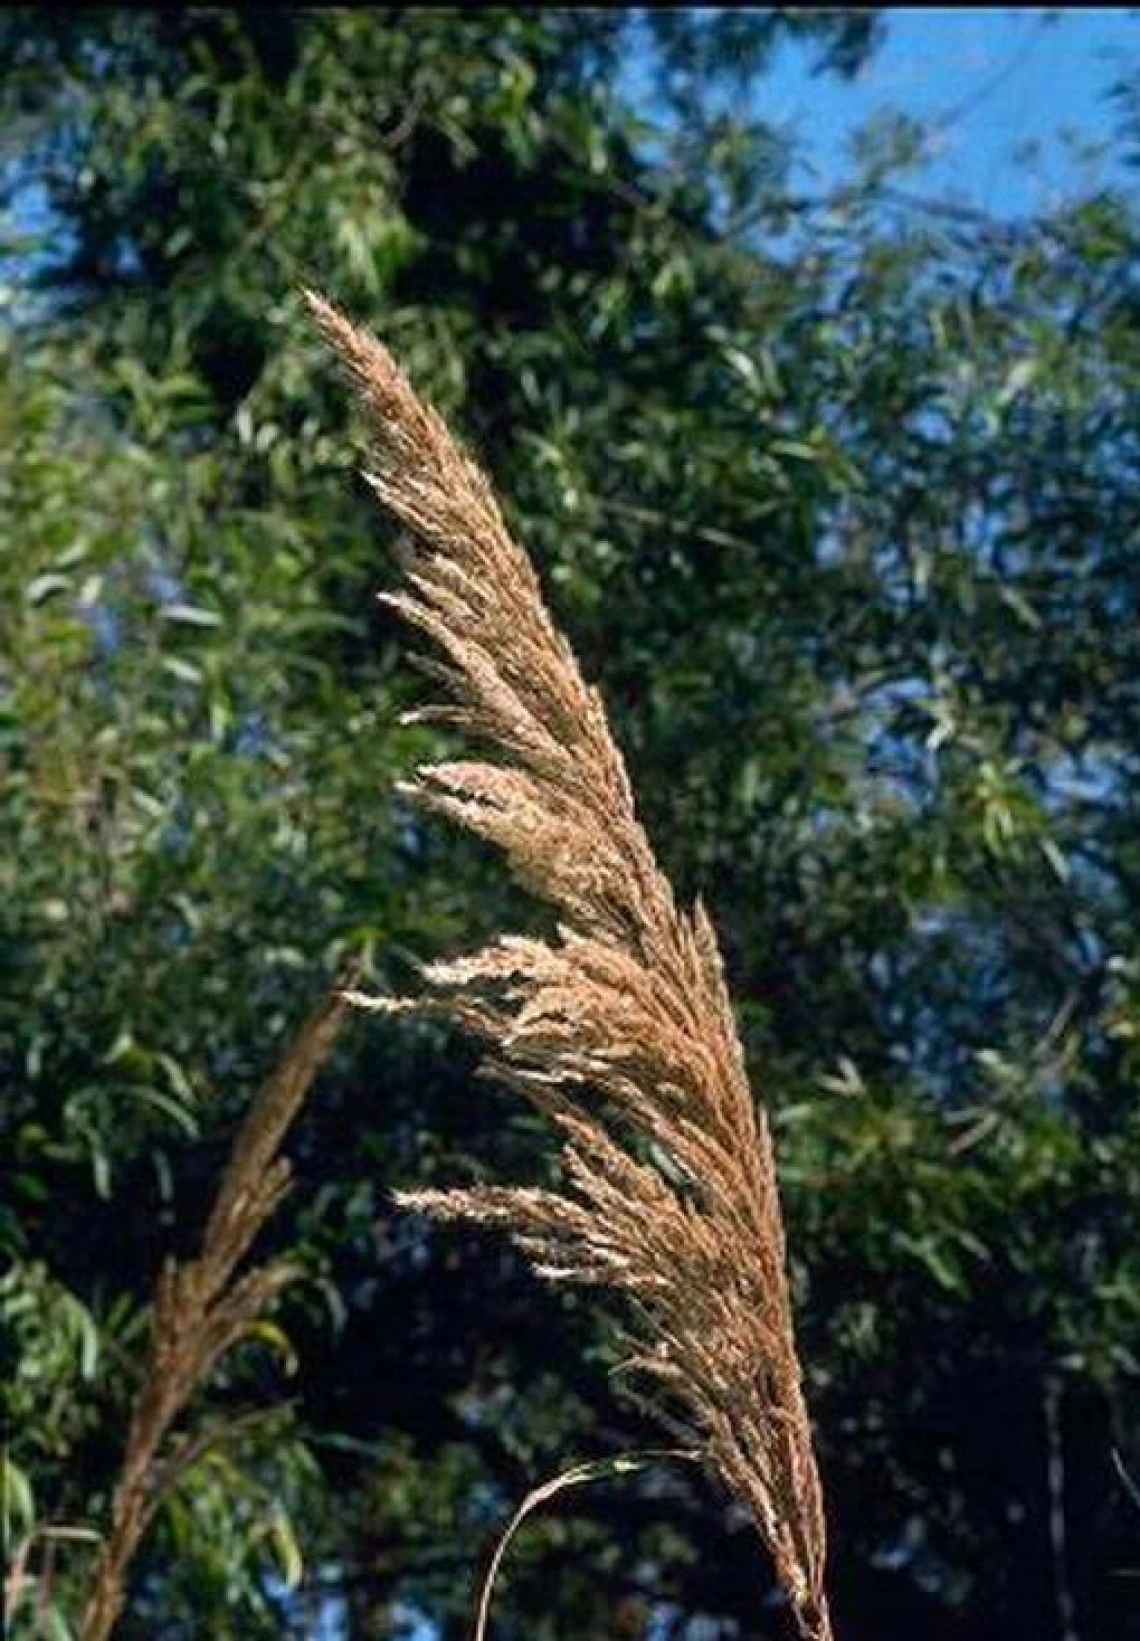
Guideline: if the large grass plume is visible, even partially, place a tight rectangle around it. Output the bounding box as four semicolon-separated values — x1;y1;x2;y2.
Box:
310;292;833;1641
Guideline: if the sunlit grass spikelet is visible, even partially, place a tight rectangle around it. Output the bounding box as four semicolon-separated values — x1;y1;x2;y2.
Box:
308;290;833;1641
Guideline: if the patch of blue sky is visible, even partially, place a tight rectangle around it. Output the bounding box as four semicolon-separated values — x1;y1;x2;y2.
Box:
270;1573;435;1641
621;9;1138;225
751;8;1138;220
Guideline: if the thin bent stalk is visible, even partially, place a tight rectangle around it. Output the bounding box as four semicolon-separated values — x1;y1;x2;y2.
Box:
310;290;834;1641
78;987;348;1641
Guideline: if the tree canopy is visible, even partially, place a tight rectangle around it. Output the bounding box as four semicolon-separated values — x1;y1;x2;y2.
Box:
2;10;1138;1640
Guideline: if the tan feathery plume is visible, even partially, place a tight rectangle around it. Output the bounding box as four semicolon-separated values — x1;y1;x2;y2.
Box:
78;987;349;1641
308;291;833;1641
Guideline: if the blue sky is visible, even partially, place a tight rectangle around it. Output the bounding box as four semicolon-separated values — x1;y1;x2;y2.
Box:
759;7;1138;218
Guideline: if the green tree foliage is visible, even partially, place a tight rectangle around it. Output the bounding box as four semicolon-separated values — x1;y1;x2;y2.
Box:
2;9;1137;1640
